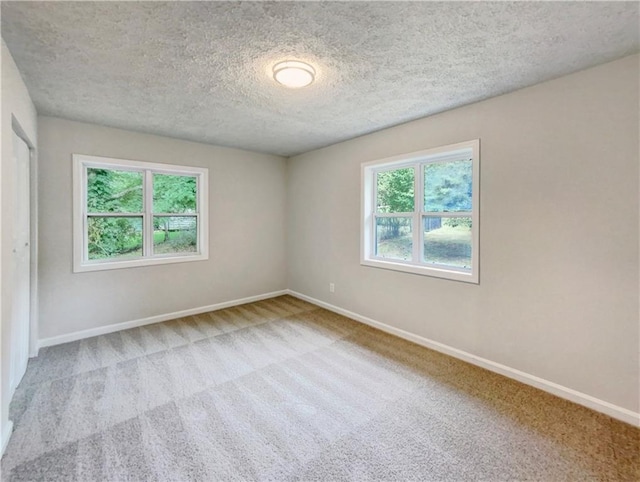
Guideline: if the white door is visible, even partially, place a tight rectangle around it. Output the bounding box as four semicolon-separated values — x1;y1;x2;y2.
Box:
9;132;30;393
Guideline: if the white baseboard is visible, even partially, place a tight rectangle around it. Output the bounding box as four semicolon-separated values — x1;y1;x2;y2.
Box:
1;420;13;457
38;290;288;349
34;287;639;427
287;290;640;428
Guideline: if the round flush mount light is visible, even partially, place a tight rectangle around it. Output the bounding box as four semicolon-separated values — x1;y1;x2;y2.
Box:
272;60;315;88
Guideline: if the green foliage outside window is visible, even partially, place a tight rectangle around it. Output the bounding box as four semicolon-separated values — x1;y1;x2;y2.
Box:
376;168;414;239
375;159;473;266
153;174;197;247
153;174;196;213
87;168;197;259
87;169;143;258
376;167;414;213
424;159;472;212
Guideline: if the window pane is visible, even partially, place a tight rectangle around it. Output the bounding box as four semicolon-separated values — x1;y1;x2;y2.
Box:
88;217;143;260
154;216;197;254
153;174;197;213
375;217;412;261
424;160;472;212
423;217;472;269
87;168;143;213
376;168;414;213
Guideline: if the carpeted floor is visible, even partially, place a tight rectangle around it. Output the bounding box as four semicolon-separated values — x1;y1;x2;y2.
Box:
1;295;638;481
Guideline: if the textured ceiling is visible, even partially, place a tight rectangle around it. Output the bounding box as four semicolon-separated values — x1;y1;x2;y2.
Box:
2;2;639;157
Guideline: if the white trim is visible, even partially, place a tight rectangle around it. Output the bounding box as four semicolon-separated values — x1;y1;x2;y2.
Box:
360;140;479;171
144;169;153;256
361;139;480;284
72;153;207;174
38;290;288;349
373;212;414;218
361;258;474;282
75;250;208;273
11;117;39;358
286;290;640;427
1;420;13;457
72;154;209;273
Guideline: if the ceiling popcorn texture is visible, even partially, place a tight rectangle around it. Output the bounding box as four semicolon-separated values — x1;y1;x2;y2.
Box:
2;1;638;157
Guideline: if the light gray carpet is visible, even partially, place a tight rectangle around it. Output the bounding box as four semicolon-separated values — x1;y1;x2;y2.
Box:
1;295;638;481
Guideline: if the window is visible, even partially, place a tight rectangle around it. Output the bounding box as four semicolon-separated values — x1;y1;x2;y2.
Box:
361;140;479;283
73;154;208;272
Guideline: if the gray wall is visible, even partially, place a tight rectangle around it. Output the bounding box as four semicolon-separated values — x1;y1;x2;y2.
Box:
38;117;287;339
1;40;38;450
286;55;640;413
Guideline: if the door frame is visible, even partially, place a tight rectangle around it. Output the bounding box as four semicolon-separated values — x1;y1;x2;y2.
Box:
12;116;38;358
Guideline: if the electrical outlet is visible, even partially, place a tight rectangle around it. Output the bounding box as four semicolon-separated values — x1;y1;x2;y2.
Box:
329;283;335;293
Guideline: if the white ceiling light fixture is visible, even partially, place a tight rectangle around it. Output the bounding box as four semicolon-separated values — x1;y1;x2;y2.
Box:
273;60;315;88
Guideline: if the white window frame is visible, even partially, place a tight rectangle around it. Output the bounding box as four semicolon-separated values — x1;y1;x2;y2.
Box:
361;139;480;283
73;154;209;273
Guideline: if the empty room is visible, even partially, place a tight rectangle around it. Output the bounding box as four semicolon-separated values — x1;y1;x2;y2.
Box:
1;1;639;480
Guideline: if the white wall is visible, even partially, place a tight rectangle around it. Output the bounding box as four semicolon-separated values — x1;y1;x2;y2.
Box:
5;47;638;443
287;55;640;415
1;40;38;453
37;117;287;340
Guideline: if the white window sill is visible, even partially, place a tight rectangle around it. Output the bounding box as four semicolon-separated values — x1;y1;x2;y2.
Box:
361;258;478;284
74;253;208;273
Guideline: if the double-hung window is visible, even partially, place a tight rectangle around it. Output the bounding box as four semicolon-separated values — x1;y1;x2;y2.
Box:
73;154;208;272
361;139;479;283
